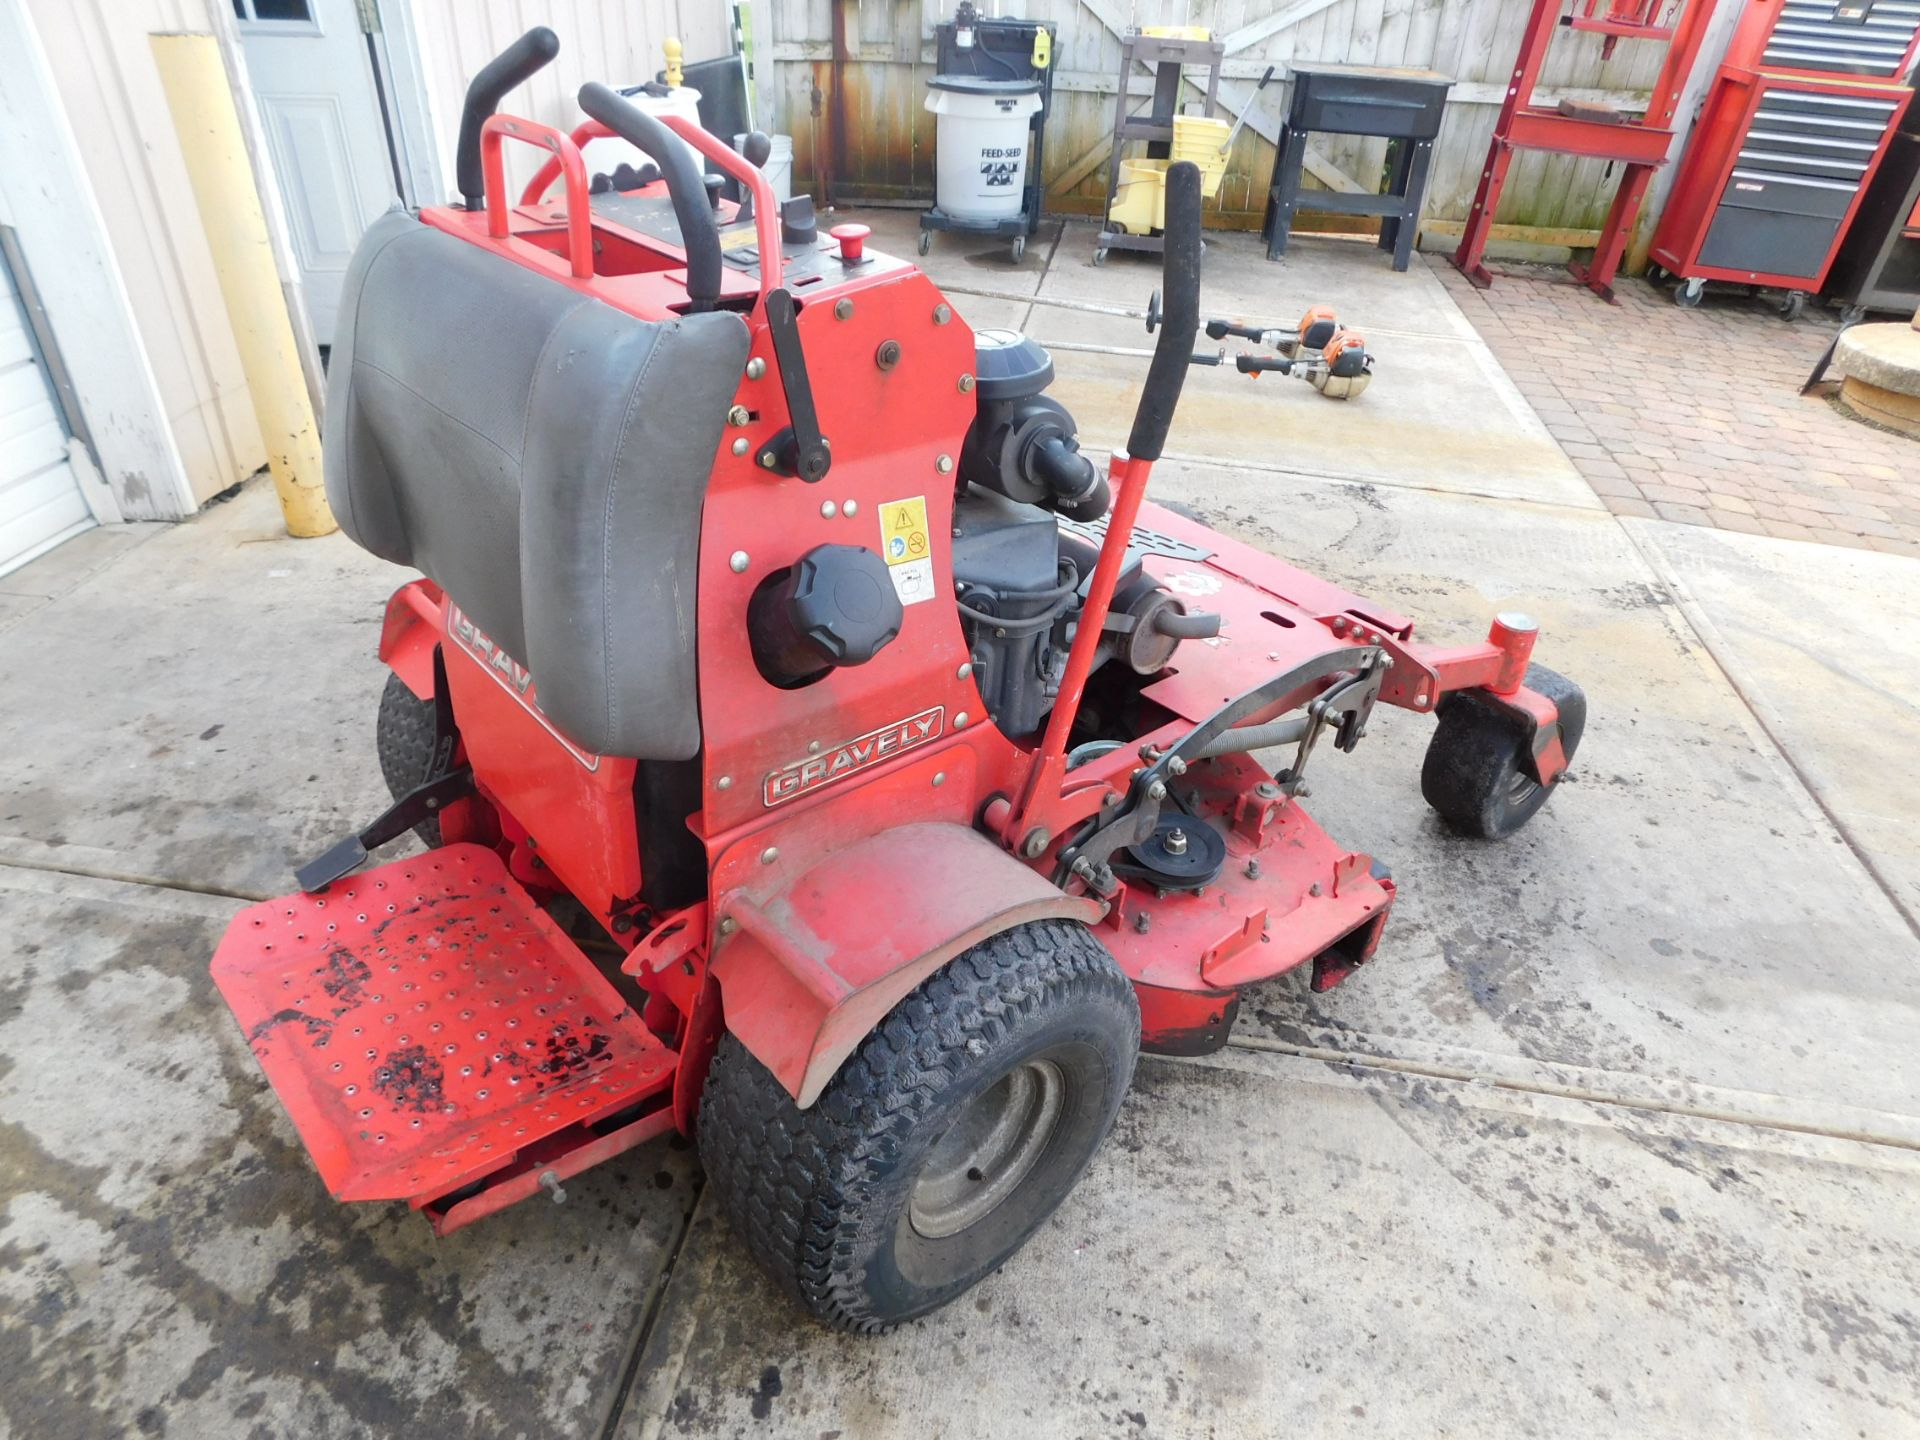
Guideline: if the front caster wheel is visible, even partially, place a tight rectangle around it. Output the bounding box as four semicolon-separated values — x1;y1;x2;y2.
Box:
917;230;932;256
1674;277;1704;309
1420;662;1587;839
1776;289;1807;322
699;919;1139;1332
1010;233;1026;263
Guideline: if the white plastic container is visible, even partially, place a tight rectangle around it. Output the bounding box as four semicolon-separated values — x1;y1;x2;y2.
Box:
580;85;703;179
733;132;795;204
925;79;1043;222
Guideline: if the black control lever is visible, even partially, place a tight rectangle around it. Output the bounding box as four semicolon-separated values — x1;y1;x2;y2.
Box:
1206;317;1270;342
457;27;560;210
757;288;833;483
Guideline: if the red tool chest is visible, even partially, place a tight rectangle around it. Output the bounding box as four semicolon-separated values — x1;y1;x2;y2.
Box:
1651;0;1920;301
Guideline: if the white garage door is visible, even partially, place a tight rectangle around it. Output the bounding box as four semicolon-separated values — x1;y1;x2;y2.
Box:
0;251;90;578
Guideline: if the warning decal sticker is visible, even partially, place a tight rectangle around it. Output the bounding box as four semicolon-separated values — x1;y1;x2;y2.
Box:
879;495;937;606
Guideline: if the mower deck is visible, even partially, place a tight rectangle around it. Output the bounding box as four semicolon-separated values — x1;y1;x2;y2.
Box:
210;845;675;1230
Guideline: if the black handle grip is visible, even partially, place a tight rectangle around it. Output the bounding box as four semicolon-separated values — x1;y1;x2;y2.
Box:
1236;354;1294;375
1127;162;1203;463
1206;317;1267;342
577;82;722;313
457;27;560;210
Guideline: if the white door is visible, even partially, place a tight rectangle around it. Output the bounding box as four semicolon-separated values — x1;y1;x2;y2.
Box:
0;249;90;579
236;0;398;344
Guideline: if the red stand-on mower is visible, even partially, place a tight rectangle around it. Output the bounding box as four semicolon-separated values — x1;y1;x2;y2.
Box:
210;30;1585;1331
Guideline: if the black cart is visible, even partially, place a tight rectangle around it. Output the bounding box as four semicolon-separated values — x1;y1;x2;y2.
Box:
920;15;1057;263
1824;106;1920;322
1263;63;1452;272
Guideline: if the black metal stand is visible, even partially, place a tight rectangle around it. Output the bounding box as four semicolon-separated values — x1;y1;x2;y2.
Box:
1262;64;1451;272
1095;33;1224;265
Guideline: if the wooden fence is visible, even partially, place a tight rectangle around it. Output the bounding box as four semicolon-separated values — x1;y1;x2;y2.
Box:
760;0;1740;250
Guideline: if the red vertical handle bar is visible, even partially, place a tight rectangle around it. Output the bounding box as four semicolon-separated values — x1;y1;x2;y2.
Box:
1010;162;1203;836
1013;450;1156;828
523;117;786;298
481;115;593;279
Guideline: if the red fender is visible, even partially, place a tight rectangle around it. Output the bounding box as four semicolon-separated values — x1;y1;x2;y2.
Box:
710;822;1101;1108
378;578;444;699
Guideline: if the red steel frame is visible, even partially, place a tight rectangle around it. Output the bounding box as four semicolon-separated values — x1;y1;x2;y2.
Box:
1453;0;1723;301
212;104;1570;1230
1649;1;1920;293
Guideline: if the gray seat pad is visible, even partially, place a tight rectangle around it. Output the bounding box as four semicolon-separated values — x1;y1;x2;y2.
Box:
324;208;750;759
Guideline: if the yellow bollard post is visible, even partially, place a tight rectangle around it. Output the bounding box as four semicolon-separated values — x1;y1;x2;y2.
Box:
150;32;335;538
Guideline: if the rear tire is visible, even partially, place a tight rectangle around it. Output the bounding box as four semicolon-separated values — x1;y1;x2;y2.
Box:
1420;662;1586;839
374;673;442;847
699;919;1139;1332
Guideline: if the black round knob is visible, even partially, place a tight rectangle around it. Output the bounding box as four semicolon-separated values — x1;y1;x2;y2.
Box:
789;545;903;666
741;130;774;167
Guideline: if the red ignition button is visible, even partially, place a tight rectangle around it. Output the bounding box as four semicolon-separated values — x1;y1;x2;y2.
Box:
830;223;871;263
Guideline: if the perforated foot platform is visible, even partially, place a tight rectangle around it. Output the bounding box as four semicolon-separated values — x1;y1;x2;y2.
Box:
211;845;675;1211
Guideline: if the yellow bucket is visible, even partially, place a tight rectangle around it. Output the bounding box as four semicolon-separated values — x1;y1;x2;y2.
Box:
1107;116;1232;234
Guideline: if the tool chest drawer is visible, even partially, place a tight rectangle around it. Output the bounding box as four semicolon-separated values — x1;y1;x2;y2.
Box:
1762;0;1920;76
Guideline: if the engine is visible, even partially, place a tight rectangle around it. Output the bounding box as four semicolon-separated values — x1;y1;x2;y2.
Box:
952;330;1214;737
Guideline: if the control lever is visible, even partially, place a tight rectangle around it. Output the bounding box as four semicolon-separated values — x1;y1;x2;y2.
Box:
735;131;774;221
756;288;833;483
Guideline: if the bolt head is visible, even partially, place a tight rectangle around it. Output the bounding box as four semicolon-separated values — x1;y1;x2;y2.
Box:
1020;827;1051;859
729;550;750;573
933;304;952;325
746;357;767;380
935;454;954;474
956;662;972;680
731;437;750;456
1167;756;1188;776
1331;616;1349;634
718;916;737;936
760;846;779;865
843;499;858;517
758;452;776;469
959;373;975;393
931;771;946;787
728;404;750;426
821;500;838;518
1254;782;1282;799
1414;693;1430;709
954;711;969;728
834;298;854;321
716;775;732;791
1147;780;1167;801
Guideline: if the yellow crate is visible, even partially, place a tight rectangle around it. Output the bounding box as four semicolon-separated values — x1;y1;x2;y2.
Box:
1171;115;1232;195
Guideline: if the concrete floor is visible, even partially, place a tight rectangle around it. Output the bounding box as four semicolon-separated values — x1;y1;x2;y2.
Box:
3;215;1918;1439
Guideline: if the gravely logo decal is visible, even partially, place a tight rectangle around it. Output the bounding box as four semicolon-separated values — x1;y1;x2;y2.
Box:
763;707;944;807
445;603;599;770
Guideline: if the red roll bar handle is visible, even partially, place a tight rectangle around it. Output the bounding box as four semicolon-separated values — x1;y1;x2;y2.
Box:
522;115;786;298
480;115;593;280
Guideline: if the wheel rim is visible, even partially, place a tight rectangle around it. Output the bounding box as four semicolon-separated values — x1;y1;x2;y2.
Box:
908;1059;1065;1240
1507;769;1540;807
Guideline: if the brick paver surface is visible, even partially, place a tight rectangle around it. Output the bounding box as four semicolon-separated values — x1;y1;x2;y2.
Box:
1435;260;1920;556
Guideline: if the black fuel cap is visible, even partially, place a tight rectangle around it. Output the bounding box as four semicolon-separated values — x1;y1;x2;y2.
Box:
788;544;903;665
